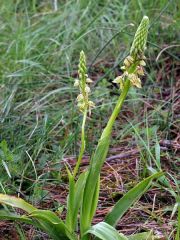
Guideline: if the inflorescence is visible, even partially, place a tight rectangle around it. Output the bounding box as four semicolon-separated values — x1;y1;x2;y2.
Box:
113;16;149;89
74;51;95;114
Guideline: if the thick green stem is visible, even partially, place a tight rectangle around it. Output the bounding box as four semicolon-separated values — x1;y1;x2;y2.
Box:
73;109;87;178
100;79;131;140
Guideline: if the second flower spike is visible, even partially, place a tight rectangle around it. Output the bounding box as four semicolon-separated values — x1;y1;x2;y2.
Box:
74;51;95;114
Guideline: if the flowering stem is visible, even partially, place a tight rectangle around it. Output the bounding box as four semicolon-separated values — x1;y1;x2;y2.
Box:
73;109;87;178
101;79;131;139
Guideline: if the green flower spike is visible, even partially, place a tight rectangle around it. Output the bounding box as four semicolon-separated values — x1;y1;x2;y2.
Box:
73;51;95;178
113;16;149;89
130;16;149;59
78;50;87;84
74;51;95;113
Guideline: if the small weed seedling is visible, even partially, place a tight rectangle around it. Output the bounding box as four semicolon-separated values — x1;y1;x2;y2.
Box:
0;17;164;240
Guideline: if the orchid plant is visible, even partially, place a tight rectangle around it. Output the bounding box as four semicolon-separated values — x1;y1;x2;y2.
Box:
0;16;164;240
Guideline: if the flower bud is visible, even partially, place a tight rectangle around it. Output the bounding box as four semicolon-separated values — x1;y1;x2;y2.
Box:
74;79;79;87
78;102;85;111
86;78;93;83
88;101;95;107
136;66;144;76
129;74;142;88
77;94;84;101
139;60;146;66
121;66;126;71
124;55;134;67
85;85;90;93
113;76;123;84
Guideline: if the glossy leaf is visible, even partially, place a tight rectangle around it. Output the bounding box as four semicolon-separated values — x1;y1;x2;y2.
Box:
0;194;76;240
30;210;76;240
0;194;36;213
128;232;153;240
85;222;128;240
0;210;34;225
66;170;87;233
66;168;76;232
89;175;100;222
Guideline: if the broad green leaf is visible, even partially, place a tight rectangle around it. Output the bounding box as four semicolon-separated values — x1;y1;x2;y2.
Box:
105;172;163;227
30;209;64;224
0;194;36;213
66;170;87;233
66;168;76;232
0;210;50;234
85;222;128;240
0;210;34;225
73;171;87;226
0;195;76;240
89;175;100;222
81;136;110;235
128;232;153;240
30;210;77;240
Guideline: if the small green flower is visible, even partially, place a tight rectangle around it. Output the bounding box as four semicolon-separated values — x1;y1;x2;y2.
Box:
113;76;124;90
86;78;93;83
136;66;144;76
128;74;142;88
123;55;134;68
74;79;80;87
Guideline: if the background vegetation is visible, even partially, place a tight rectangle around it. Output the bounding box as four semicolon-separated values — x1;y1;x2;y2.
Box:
0;0;179;239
